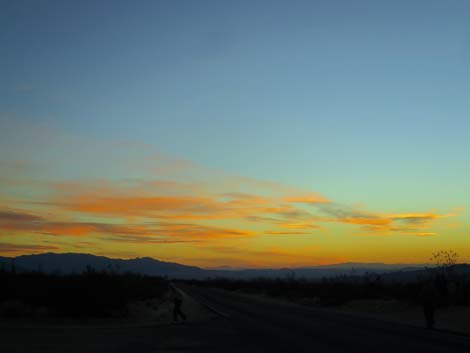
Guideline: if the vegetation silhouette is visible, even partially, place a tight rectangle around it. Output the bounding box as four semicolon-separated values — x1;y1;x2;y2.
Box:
418;250;462;329
0;265;168;318
1;249;468;331
186;250;469;329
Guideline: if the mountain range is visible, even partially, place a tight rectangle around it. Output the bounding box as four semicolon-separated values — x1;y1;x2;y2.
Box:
0;252;429;279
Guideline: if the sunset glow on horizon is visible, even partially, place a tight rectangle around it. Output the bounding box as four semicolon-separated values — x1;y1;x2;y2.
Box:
1;1;469;268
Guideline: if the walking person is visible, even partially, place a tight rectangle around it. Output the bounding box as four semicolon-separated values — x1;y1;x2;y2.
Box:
420;280;438;329
169;283;187;323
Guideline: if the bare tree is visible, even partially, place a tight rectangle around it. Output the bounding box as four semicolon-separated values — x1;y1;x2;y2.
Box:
429;250;459;280
431;250;458;268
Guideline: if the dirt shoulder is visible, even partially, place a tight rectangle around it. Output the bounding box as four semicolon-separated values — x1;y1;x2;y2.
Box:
336;299;470;335
0;286;215;329
0;287;221;353
207;288;470;336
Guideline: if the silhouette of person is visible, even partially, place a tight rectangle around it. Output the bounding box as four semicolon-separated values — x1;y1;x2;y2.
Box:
169;284;186;322
420;280;439;329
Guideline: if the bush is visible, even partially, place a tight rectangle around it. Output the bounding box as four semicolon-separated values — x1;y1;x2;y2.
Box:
0;270;168;318
185;275;460;307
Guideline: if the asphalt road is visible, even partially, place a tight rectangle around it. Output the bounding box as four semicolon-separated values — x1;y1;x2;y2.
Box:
184;285;470;353
2;286;470;353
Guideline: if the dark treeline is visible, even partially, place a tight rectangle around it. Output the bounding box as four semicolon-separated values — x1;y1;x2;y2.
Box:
0;266;168;318
185;270;470;307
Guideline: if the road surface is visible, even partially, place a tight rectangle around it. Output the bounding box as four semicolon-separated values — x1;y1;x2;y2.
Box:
184;285;470;353
2;285;470;352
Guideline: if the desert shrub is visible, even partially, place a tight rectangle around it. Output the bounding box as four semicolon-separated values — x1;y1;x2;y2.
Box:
186;274;462;307
0;270;168;318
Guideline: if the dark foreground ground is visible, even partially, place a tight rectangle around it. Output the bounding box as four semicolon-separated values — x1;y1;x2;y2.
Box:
2;285;470;353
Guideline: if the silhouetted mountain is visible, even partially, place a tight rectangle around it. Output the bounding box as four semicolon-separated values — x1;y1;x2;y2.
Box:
301;262;424;270
0;252;430;279
209;265;426;280
0;256;11;268
0;253;206;278
379;264;470;282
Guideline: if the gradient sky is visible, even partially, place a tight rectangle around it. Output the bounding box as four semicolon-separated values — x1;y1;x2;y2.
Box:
1;0;469;267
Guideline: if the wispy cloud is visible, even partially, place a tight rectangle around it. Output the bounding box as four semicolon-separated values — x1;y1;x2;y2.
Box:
0;209;254;242
316;203;453;235
264;230;311;235
283;194;329;204
0;210;43;222
0;242;59;254
0;128;459;265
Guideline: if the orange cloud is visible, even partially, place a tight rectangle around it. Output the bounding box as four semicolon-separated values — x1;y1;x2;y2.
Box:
387;213;453;222
356;231;438;237
279;222;320;229
1;126;461;267
46;185;325;227
0;242;59;255
339;217;391;226
398;232;437;236
66;195;216;216
264;231;311;235
313;202;456;236
0;207;255;244
283;194;330;204
154;222;254;238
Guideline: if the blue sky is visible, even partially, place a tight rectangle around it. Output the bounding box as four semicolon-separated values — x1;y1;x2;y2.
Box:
0;1;469;265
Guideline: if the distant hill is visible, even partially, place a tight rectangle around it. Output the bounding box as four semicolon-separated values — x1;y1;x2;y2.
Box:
0;252;429;280
0;253;206;278
379;264;470;283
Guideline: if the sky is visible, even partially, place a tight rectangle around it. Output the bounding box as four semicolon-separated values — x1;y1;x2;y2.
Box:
0;0;469;268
